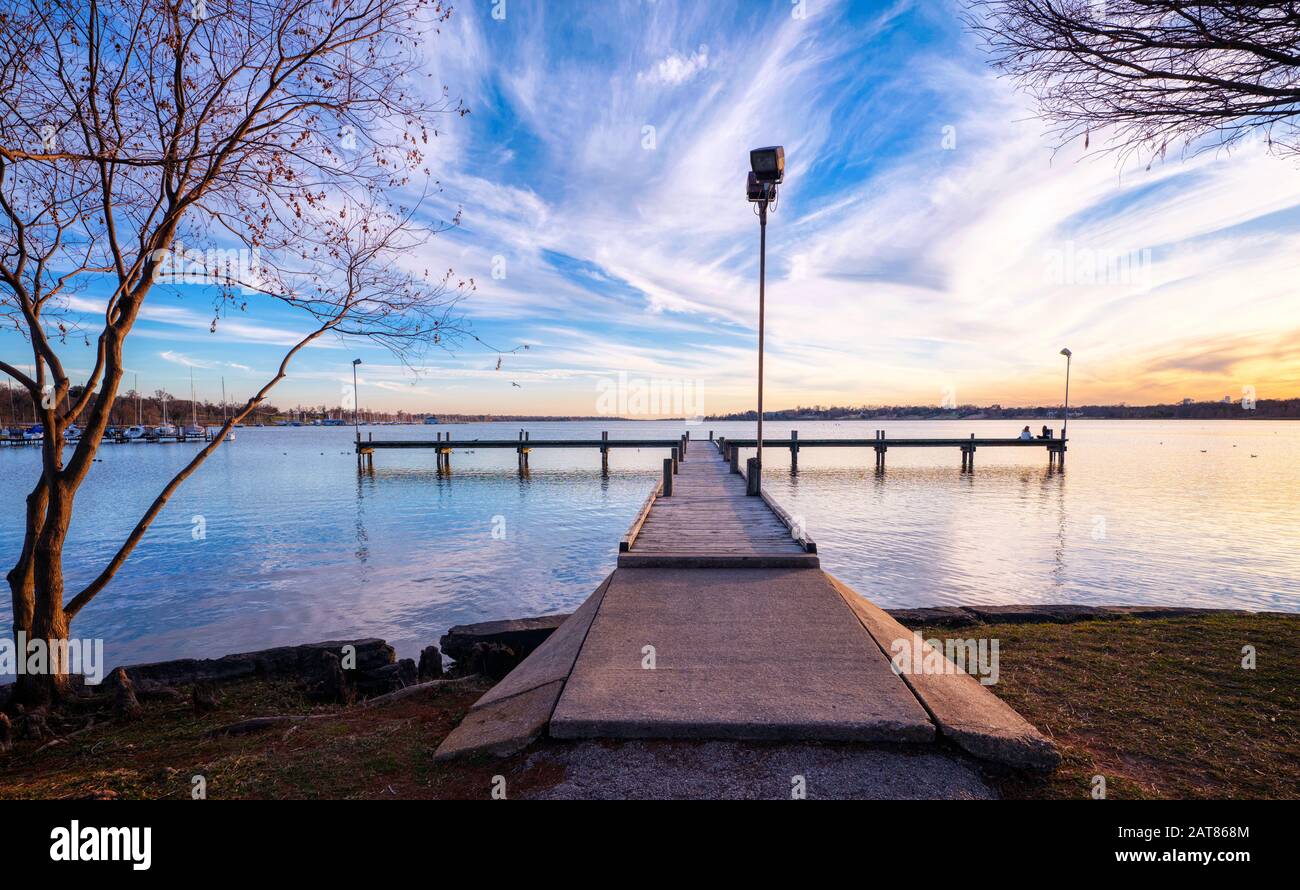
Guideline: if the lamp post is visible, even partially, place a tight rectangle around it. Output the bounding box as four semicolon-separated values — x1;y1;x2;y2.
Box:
747;145;785;494
352;358;362;442
1059;348;1072;441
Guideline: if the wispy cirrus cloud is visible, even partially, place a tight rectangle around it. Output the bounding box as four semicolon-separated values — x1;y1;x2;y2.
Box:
9;0;1300;413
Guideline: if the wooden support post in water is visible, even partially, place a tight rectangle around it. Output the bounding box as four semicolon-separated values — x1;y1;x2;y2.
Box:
601;430;609;472
662;457;673;496
790;429;799;471
746;457;760;495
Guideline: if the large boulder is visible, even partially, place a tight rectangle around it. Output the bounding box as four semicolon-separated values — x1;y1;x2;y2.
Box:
108;668;143;721
466;643;517;681
417;645;443;682
363;658;417;695
439;615;569;665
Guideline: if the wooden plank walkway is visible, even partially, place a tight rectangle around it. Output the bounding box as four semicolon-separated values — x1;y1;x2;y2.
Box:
617;443;817;568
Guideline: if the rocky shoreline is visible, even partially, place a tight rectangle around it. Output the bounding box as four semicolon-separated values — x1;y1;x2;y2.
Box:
3;603;1292;716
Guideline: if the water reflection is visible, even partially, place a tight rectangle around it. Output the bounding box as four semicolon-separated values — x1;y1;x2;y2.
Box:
1;419;1296;672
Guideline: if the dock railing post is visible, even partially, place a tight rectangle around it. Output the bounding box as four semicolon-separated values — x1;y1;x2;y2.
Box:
709;430;714;442
729;443;739;474
601;430;609;472
746;457;760;495
662;458;673;496
671;446;679;474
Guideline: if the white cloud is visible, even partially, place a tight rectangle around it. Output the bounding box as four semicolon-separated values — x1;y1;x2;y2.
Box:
638;46;710;87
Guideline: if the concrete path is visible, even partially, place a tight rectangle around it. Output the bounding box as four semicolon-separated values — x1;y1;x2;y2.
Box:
550;568;934;742
520;739;994;800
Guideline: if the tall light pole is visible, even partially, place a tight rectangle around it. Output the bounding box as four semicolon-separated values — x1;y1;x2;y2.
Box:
1060;347;1072;441
352;358;362;442
747;145;785;494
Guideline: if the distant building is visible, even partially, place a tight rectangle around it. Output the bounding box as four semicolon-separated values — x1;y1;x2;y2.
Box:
1181;398;1195;406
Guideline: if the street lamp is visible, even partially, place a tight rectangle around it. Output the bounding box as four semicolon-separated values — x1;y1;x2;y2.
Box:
1059;348;1072;441
747;145;784;494
352;358;362;442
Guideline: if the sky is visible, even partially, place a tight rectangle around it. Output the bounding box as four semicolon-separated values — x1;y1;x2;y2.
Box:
5;0;1300;417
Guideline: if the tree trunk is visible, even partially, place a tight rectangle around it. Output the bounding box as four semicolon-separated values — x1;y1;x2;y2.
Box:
9;480;74;707
6;477;46;631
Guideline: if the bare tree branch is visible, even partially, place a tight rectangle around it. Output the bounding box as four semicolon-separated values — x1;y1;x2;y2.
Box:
966;2;1300;163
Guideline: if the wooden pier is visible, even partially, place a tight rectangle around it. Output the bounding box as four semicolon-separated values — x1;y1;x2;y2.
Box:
719;429;1068;470
353;427;1068;472
354;430;691;472
434;429;1062;768
617;438;817;568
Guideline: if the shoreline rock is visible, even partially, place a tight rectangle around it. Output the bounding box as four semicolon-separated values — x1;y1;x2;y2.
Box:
439;615;569;665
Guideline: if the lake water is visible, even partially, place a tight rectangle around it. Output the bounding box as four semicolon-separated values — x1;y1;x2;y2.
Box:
2;419;1297;671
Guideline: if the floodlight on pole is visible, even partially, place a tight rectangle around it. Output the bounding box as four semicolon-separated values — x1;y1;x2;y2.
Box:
1059;348;1072;442
746;145;785;495
352;358;362;441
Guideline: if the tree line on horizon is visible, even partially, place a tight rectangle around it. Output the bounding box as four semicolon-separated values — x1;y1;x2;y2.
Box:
707;399;1300;422
0;386;440;428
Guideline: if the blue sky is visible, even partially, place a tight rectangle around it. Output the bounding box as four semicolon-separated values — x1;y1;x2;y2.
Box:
6;0;1300;416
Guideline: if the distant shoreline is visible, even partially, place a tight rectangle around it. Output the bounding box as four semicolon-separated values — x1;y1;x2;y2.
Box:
418;414;1299;423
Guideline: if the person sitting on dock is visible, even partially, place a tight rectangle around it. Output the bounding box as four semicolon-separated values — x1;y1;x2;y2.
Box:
1038;425;1053;440
1018;426;1033;440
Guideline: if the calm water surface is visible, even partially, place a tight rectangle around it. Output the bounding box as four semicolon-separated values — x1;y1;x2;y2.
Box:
2;419;1297;670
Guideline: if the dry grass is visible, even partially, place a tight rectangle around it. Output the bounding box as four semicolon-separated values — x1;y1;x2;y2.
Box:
0;677;554;800
2;614;1294;799
912;614;1300;799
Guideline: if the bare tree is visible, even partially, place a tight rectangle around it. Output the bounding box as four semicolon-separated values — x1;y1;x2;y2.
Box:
0;0;471;704
967;2;1300;162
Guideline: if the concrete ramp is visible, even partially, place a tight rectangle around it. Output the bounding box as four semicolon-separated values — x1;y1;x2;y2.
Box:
550;568;934;742
434;573;613;761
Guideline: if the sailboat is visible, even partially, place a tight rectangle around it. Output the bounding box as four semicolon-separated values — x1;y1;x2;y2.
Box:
154;393;176;438
182;369;206;440
123;375;147;440
218;377;235;442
